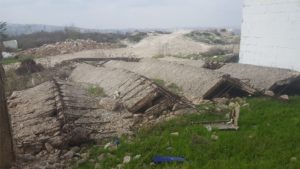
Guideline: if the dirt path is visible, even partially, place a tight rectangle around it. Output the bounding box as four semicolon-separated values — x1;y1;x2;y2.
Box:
28;30;211;67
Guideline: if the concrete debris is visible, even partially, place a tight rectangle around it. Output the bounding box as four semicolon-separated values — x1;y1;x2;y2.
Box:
17;39;120;57
99;98;121;111
279;95;289;101
202;102;240;131
8;80;134;168
103;58;257;100
123;156;131;164
70;63;191;114
218;63;300;95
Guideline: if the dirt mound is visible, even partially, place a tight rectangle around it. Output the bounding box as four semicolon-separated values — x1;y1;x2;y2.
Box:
17;39;120;57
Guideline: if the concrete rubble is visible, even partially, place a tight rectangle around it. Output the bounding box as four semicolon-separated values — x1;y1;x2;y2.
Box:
103;58;257;100
70;63;190;114
218;63;300;95
8;80;134;168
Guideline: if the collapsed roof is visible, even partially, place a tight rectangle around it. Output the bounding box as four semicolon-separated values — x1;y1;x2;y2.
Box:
218;63;300;95
103;58;256;100
70;63;190;113
8;80;134;155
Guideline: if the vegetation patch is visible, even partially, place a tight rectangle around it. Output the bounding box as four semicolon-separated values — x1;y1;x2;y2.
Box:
75;96;300;169
152;79;182;94
0;55;35;65
185;30;240;45
87;85;107;97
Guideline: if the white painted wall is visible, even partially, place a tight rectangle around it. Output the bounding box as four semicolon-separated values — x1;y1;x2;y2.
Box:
239;0;300;71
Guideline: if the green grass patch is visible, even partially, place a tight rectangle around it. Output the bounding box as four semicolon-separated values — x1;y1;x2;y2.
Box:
87;85;107;97
152;79;182;95
0;56;35;65
75;96;300;169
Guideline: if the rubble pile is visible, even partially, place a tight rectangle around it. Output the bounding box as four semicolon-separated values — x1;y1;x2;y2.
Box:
103;58;257;100
17;39;120;57
218;63;300;95
8;80;134;168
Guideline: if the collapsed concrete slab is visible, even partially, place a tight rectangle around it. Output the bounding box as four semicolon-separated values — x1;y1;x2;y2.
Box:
70;63;190;114
218;63;300;95
8;80;133;155
103;58;257;100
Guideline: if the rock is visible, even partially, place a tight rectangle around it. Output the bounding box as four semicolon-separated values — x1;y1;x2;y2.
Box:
99;98;120;111
133;154;141;160
71;146;81;153
104;142;112;150
80;152;90;160
95;163;101;169
280;95;289;101
264;90;275;97
170;132;179;136
63;150;75;159
45;143;54;153
123;155;131;164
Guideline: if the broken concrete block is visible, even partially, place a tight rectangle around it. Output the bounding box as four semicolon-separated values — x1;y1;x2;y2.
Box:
99;98;120;111
104;58;257;100
280;95;289;101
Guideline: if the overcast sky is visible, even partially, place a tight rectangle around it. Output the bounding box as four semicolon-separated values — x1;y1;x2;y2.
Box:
0;0;243;29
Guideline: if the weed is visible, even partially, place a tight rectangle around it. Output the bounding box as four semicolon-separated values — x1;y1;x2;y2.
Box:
87;85;107;97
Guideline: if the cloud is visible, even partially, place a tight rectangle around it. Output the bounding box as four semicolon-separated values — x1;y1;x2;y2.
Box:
0;0;243;29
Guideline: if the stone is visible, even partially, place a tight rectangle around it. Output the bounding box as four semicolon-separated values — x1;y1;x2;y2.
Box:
104;142;112;150
264;90;275;97
123;155;131;164
280;95;289;101
170;132;179;136
80;152;90;160
133;154;141;160
63;150;75;159
71;146;81;153
99;98;120;111
45;143;54;153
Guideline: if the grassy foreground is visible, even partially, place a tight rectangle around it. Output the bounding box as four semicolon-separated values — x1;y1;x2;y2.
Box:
76;97;300;169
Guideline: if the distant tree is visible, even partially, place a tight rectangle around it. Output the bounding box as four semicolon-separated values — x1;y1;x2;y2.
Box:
0;22;7;59
0;22;7;41
64;25;81;39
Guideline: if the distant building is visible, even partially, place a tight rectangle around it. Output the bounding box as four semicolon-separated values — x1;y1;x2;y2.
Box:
239;0;300;71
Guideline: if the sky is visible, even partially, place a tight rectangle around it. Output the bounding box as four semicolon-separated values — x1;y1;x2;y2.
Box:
0;0;243;29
